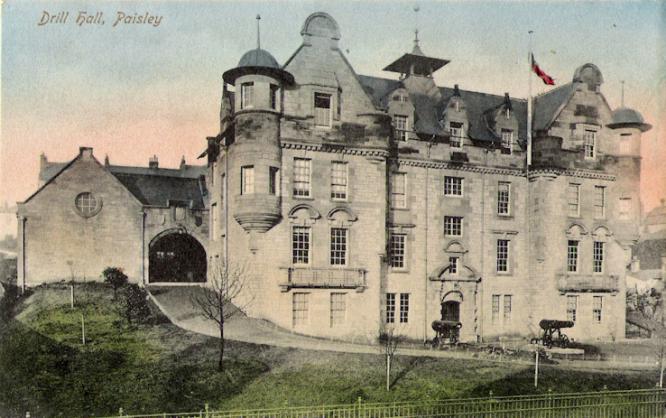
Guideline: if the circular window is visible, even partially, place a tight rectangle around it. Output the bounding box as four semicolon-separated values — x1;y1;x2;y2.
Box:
75;192;102;217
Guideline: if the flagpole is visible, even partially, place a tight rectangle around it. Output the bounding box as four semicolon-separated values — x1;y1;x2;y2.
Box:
527;30;534;169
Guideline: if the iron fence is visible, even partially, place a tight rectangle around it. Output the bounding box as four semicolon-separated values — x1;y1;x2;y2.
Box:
110;388;666;418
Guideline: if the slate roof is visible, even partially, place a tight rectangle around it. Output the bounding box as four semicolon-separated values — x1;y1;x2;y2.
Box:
39;162;67;183
112;172;206;209
357;75;528;143
532;83;575;132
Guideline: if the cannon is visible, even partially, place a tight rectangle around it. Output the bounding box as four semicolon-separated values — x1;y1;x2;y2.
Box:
530;319;574;348
430;320;462;348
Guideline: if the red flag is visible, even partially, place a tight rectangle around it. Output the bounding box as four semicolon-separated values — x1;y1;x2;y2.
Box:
531;53;555;86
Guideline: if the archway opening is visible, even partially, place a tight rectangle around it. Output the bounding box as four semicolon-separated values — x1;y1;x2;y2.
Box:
441;300;460;322
149;233;206;283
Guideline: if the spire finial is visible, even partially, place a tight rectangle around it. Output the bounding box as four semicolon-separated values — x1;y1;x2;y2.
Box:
256;14;261;50
413;4;420;48
621;80;625;107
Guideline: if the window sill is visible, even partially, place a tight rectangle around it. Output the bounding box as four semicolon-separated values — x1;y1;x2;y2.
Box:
391;207;409;211
292;196;314;201
331;198;349;203
389;268;410;274
496;272;512;276
444;195;464;199
497;214;513;219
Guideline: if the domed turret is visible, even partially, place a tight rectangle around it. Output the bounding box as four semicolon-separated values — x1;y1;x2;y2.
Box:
222;48;294;86
608;107;652;132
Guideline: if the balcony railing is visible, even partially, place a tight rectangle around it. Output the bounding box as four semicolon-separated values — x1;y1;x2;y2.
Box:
557;274;620;294
280;267;367;292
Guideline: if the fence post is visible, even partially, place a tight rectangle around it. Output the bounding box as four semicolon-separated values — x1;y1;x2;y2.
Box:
357;396;362;418
205;402;209;418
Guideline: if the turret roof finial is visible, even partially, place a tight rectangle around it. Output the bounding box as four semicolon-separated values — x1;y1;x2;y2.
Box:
621;80;625;107
256;14;261;50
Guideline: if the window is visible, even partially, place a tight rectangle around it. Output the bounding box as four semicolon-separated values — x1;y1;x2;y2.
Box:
593;241;604;273
444;176;463;197
584;130;596;159
567;183;580;217
567;295;578;322
449;256;459;275
240;82;254;109
269;167;280;196
620;134;632;154
292;293;309;326
619;197;631;219
389;233;406;269
501;129;513;154
270;84;280;110
497;182;510;215
593;296;603;322
393;115;408;141
450;122;463;148
496;239;509;273
444;216;463;237
211;203;219;238
503;295;512;321
330;228;347;266
399;293;409;323
75;192;99;217
241;166;254;195
330;293;346;326
220;173;226;209
391;173;407;208
331;162;348;200
293;158;311;197
567;240;579;273
594;186;605;218
292;226;310;265
492;295;500;323
386;293;396;323
174;206;186;221
314;92;332;127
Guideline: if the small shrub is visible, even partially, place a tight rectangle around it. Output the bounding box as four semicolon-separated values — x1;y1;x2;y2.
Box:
102;267;128;299
117;284;151;326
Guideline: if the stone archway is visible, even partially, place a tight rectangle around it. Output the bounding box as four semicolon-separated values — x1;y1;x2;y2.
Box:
149;232;206;283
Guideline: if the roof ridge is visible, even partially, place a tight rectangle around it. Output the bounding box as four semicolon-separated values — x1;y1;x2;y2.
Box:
533;82;573;99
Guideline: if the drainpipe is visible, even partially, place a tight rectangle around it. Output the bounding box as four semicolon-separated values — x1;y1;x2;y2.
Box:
224;147;229;280
20;216;26;292
141;210;146;285
479;149;488;342
424;140;433;342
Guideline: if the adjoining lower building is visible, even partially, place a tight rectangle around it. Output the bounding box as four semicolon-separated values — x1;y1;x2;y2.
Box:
16;148;209;287
204;12;650;343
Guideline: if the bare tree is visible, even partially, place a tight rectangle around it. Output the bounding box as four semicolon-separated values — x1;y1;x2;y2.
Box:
379;325;404;391
191;259;251;372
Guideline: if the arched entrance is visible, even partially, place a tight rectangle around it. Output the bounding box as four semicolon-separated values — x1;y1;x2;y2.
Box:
149;232;207;283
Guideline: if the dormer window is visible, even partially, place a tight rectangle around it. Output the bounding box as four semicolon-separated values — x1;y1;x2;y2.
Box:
450;122;463;149
314;92;332;127
240;82;254;109
505;108;511;119
501;129;513;155
393;115;408;141
584;129;597;159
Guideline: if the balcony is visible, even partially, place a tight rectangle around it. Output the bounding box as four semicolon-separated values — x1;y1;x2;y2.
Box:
280;267;367;292
557;274;620;294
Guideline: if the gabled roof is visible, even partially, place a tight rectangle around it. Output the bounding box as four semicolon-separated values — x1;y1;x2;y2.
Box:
532;83;575;132
112;173;206;209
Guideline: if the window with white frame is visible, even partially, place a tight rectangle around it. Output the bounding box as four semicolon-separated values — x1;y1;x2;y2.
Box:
292;226;311;265
399;293;409;323
593;296;603;322
567;240;579;273
593;241;604;273
492;294;500;323
386;293;396;323
330;228;347;266
449;256;459;275
393;115;408;141
240;82;254;109
567;183;580;217
331;161;348;200
389;233;406;269
503;295;512;321
594;186;605;218
450;122;463;148
567;295;578;322
391;173;407;208
501;129;513;154
293;158;311;197
330;293;346;326
314;92;332;127
496;239;509;273
292;293;309;326
497;182;511;215
619;197;631;219
75;192;99;217
444;176;463;197
241;166;254;195
270;84;280;110
584;130;597;159
269;167;280;196
444;216;463;237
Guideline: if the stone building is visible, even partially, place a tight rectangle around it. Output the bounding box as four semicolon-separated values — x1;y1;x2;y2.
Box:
205;12;651;343
16;148;209;287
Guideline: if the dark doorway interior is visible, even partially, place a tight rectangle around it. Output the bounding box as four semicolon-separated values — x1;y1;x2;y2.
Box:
441;300;460;322
149;233;206;283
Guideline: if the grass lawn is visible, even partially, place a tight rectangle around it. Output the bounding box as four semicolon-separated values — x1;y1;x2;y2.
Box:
0;283;662;417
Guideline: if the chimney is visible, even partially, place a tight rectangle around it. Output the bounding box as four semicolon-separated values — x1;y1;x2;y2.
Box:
149;155;159;169
104;155;110;166
180;155;186;170
39;152;48;171
79;147;93;158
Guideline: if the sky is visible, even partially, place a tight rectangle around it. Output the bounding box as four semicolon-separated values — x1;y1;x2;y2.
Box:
1;0;665;212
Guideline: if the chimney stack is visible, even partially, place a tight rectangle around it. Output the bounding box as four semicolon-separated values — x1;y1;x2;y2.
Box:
149;155;159;169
